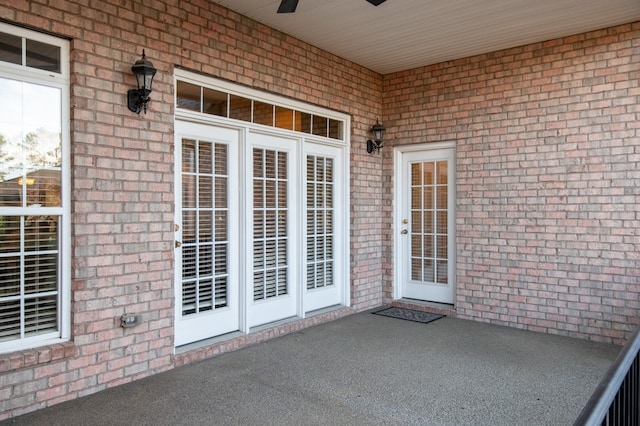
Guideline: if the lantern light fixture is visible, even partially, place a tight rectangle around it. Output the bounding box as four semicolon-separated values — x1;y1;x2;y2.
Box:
127;49;157;114
366;119;386;154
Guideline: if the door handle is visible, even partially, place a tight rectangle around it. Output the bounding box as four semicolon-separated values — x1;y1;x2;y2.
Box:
175;241;182;248
401;229;408;235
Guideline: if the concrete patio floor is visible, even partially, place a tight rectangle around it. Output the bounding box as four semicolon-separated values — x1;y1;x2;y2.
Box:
1;309;620;426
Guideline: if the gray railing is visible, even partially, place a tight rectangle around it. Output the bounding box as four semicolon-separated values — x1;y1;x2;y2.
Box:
574;325;640;426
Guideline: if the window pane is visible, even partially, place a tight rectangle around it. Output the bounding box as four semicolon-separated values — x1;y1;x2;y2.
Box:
0;255;20;296
253;101;273;126
229;95;251;121
275;106;293;130
26;39;60;73
312;115;328;137
295;111;311;134
0;80;62;208
0;78;64;344
24;215;58;252
176;81;201;111
0;300;20;341
0;32;22;65
24;253;58;293
0;216;20;253
203;88;227;117
328;119;343;140
26;171;61;207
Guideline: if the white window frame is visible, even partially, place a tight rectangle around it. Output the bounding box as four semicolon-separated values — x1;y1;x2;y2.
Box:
0;22;71;353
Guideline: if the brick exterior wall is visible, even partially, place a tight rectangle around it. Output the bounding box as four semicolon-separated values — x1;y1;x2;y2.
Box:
382;22;640;346
0;0;382;419
0;0;638;420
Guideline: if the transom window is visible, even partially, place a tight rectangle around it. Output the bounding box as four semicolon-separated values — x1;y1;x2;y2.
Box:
0;23;69;353
176;80;346;141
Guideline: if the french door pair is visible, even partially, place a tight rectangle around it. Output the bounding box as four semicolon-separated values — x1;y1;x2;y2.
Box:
174;121;343;346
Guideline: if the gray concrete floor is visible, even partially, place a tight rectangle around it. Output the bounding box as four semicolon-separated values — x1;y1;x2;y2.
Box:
2;310;619;426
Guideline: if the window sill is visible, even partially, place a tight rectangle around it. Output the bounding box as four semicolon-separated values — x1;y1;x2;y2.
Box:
0;342;76;373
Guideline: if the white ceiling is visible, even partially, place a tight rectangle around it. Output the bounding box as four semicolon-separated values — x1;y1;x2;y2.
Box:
209;0;640;74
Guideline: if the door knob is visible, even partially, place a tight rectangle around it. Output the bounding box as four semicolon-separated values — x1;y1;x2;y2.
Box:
175;241;182;248
401;229;408;235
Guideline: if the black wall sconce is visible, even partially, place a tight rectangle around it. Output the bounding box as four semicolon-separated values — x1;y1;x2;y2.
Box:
127;49;157;114
366;120;386;154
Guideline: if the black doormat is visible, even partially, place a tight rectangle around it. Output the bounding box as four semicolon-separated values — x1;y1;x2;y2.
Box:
372;307;444;324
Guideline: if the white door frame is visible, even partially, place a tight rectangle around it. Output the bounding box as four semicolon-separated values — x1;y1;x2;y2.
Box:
393;141;456;303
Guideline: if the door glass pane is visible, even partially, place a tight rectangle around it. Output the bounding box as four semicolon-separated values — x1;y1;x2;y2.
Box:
181;140;229;315
306;156;334;290
436;161;448;185
253;148;288;300
411;160;448;285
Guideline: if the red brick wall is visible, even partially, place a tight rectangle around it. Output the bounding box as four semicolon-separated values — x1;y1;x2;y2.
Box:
382;22;640;345
0;0;382;418
1;0;638;419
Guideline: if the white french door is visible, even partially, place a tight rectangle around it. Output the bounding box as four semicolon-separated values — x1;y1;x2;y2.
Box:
173;72;351;347
303;143;344;313
246;131;299;328
396;143;456;304
174;121;240;346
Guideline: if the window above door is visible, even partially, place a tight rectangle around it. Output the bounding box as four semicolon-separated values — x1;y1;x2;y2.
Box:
175;70;347;142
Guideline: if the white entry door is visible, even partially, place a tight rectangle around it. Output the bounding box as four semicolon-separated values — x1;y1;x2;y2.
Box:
246;131;299;328
174;121;239;346
396;144;455;304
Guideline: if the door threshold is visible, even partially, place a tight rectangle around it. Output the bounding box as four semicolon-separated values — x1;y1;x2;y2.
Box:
250;316;300;334
391;299;456;317
175;330;244;355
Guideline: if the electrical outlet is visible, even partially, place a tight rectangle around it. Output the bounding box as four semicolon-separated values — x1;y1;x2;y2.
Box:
121;314;140;328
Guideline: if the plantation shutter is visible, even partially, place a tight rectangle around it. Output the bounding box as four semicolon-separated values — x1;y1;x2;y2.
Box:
0;215;59;341
306;155;334;290
180;139;229;316
253;148;288;301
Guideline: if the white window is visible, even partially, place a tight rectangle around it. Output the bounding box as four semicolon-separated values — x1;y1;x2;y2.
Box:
0;23;70;353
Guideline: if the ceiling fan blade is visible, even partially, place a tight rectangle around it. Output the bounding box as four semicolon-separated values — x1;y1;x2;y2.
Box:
366;0;386;5
277;0;299;13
